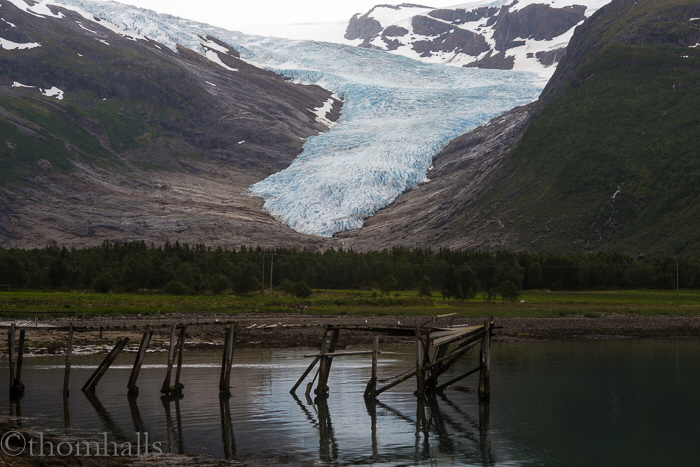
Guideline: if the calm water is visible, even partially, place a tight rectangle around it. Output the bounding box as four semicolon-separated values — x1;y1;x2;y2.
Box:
1;340;699;466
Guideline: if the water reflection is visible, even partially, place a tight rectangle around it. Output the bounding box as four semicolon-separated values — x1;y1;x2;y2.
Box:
8;394;21;428
161;395;184;454
219;395;236;459
6;342;697;465
292;390;494;466
83;390;128;442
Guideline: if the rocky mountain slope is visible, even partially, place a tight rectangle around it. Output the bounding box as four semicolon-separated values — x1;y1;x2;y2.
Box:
344;0;611;77
0;0;339;249
342;0;700;256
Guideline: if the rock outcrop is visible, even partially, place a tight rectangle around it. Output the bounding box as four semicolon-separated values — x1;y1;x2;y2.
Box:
344;1;604;74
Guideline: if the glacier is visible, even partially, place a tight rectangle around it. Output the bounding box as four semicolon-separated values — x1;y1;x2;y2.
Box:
56;0;544;237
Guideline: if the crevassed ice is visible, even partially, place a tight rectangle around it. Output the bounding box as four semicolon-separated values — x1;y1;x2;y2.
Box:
242;38;543;236
56;0;543;237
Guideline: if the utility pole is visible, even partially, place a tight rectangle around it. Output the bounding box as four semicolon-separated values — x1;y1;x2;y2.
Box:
261;254;266;296
261;253;274;297
676;261;679;305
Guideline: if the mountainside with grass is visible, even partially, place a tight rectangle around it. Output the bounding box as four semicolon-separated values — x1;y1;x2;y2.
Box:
343;0;700;257
0;0;339;249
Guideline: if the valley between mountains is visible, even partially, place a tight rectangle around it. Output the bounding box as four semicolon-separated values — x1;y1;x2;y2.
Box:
1;0;699;256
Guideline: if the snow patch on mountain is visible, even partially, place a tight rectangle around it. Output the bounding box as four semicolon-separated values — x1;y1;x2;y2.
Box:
40;86;64;99
0;37;40;49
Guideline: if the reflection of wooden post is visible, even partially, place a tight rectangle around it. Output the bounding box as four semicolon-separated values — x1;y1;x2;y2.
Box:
219;394;236;459
63;324;74;397
478;318;492;401
479;400;493;464
415;328;424;399
128;329;153;396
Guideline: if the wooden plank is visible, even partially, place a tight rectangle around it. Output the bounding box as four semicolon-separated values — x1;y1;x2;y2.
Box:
83;337;129;392
375;368;417;396
290;356;320;395
303;350;379;358
431;326;484;346
63;323;74;397
436;366;482;392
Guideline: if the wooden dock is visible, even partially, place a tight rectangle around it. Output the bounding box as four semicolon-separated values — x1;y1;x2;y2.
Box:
2;314;494;404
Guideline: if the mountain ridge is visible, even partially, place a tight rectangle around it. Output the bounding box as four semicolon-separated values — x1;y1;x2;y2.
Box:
0;0;339;249
343;0;700;256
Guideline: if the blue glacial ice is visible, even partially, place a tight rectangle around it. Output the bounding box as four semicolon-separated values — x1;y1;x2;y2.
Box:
58;0;544;237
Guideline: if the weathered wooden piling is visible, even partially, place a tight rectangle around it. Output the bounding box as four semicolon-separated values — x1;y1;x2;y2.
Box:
8;323;15;393
83;337;129;392
415;328;425;399
478;317;492;401
219;325;236;395
315;328;339;398
161;325;178;395
128;329;153;396
174;326;187;391
63;324;74;397
15;329;25;385
363;336;380;400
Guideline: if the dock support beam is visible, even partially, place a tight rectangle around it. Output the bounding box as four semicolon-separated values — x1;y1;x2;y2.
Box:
162;325;186;397
63;324;74;397
128;329;153;396
83;337;130;393
219;325;236;396
363;336;379;400
415;328;425;399
8;324;26;397
478;317;492;402
315;328;339;398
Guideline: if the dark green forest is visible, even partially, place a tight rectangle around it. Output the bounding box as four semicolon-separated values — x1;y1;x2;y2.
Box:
0;242;697;297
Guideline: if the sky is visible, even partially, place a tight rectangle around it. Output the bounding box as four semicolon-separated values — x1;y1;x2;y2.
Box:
116;0;469;29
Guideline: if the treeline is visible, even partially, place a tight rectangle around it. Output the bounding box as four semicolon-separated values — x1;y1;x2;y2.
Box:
0;241;697;296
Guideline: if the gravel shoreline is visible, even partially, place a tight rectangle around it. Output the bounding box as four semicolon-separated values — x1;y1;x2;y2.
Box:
2;314;699;356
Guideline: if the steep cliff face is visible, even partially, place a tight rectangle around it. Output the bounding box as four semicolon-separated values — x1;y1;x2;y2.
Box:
343;0;700;257
0;0;339;249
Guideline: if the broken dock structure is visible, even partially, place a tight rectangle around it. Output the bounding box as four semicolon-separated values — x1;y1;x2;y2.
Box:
291;316;495;401
3;315;495;403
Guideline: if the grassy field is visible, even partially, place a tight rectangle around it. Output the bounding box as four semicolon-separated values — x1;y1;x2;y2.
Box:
1;289;700;320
